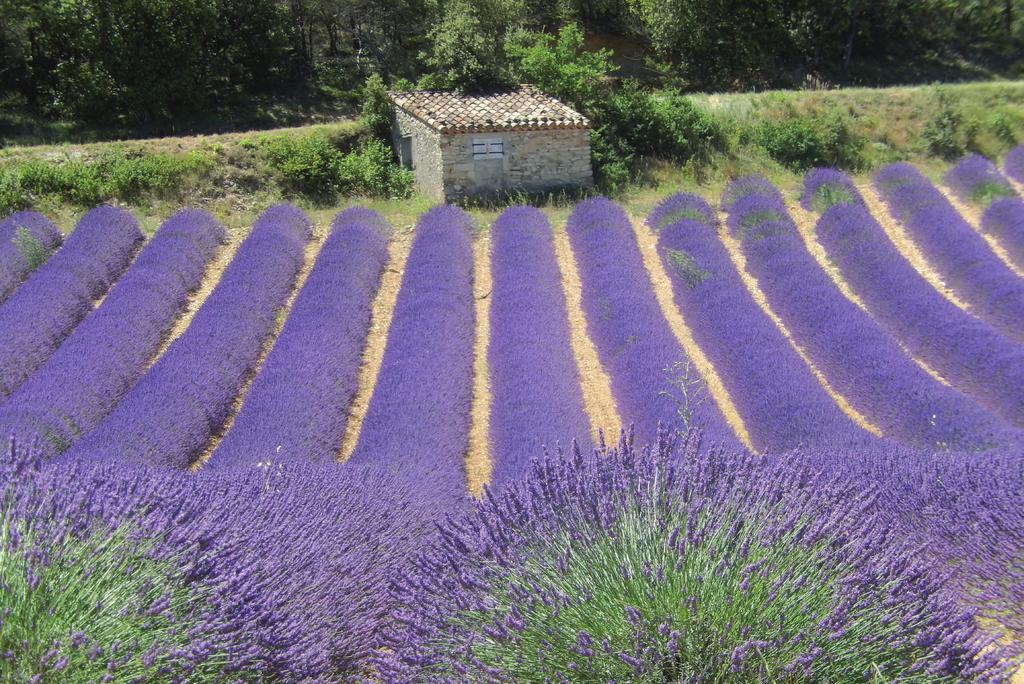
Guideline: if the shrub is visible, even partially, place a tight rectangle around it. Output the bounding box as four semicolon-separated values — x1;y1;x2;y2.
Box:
0;151;211;209
653;94;727;162
257;133;412;198
755;111;863;170
338;138;414;197
989;111;1017;145
259;133;343;196
376;431;1008;682
0;171;26;215
922;92;975;159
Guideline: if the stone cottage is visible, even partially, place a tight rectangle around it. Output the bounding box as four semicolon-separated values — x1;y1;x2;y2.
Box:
388;85;593;201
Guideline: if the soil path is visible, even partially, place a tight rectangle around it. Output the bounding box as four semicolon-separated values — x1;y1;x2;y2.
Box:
466;234;493;497
551;228;620;445
336;237;412;462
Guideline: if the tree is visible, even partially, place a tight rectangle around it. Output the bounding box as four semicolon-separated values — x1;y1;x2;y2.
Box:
422;0;510;92
624;0;791;89
505;24;615;113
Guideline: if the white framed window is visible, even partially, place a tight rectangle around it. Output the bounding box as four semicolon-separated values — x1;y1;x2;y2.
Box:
472;138;503;159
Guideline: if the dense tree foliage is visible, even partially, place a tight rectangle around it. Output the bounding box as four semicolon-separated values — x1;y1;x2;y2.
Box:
0;0;1020;124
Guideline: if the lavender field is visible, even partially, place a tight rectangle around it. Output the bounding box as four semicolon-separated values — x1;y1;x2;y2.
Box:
2;146;1024;682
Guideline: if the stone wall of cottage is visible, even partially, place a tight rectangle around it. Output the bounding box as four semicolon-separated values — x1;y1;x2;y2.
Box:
392;106;594;201
391;109;444;200
438;128;593;201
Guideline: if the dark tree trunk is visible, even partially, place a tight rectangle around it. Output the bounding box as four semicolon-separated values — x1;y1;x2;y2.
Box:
842;2;860;74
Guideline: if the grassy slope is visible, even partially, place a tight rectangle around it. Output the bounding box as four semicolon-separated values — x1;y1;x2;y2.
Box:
2;80;1023;235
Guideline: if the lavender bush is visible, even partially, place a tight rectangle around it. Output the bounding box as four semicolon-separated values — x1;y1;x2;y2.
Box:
209;207;390;468
806;443;1024;638
1005;143;1024;184
874;163;1024;344
375;430;1014;682
944;154;1016;206
566;197;738;449
725;176;1014;452
488;206;592;486
347;205;475;507
0;210;62;303
805;171;1024;430
0;206;142;398
650;193;874;452
0;209;225;460
981;197;1024;271
2;443;437;681
64;204;310;469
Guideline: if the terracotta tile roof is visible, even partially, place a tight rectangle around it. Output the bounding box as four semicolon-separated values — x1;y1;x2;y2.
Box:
388;85;589;133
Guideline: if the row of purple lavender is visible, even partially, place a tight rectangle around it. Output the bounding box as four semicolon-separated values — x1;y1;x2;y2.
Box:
209;207;390;468
0;209;224;459
649;192;872;452
63;205;310;469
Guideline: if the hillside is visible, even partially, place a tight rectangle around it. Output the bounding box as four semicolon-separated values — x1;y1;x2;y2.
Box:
3;80;1023;239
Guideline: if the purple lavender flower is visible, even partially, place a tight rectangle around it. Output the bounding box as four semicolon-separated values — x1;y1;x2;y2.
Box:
802;442;1024;638
566;197;738;449
208;207;390;468
0;210;62;304
807;170;1024;432
800;168;863;211
488;206;592;486
347;205;475;508
944;153;1015;206
374;430;1014;682
0;206;142;398
725;175;1015;452
874;162;1024;344
651;192;874;453
981;196;1024;271
719;175;783;211
2;441;438;680
0;209;224;459
63;205;310;469
1005;144;1024;184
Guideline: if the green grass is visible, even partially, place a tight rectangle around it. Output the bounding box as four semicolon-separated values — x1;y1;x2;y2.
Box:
807;184;858;212
0;512;235;682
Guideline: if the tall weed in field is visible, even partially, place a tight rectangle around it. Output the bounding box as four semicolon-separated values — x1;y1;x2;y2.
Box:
755;110;864;170
11;226;51;270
